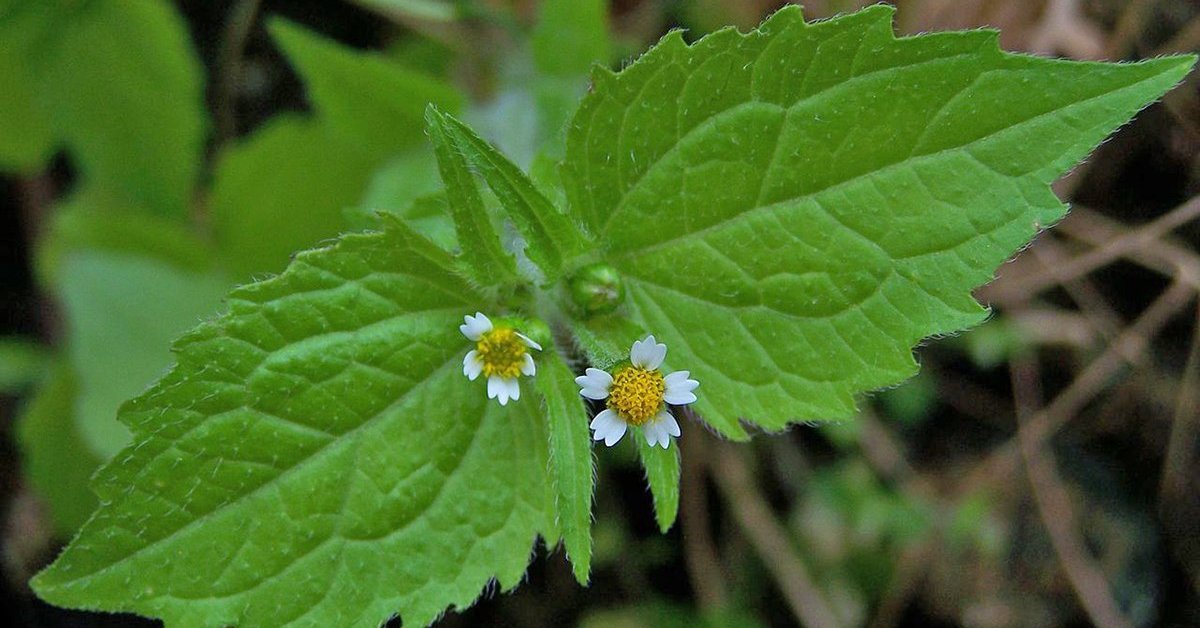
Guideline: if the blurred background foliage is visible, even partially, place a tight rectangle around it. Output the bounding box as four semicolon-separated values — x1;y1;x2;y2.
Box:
1;0;1198;626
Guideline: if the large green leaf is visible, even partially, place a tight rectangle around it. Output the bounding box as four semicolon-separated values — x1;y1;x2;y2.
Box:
33;220;556;627
563;5;1194;437
34;0;205;216
271;18;463;159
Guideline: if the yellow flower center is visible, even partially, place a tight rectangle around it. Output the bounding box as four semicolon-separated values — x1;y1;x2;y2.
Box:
606;366;664;426
476;327;527;378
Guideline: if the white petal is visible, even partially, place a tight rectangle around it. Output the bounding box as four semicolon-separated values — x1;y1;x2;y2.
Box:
487;375;504;402
629;335;655;368
459;312;493;341
590;408;618;431
657;409;681;437
507;378;521;402
663;370;698;404
463;351;484;380
602;419;627;446
642;422;663;447
630;334;667;370
663;370;695;388
663;390;697;405
516;332;542;351
578;388;607;400
521;353;536;376
575;368;612;399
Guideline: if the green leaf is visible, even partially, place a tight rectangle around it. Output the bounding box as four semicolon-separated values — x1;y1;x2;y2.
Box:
16;362;102;535
425;106;522;285
0;337;48;392
35;184;216;286
635;432;680;532
271;18;463;158
33;220;555;627
35;0;205;216
532;0;610;78
438;112;590;282
0;2;57;171
349;0;458;23
358;150;443;215
60;251;232;459
211;115;380;277
535;350;594;584
563;5;1195;437
530;0;610;143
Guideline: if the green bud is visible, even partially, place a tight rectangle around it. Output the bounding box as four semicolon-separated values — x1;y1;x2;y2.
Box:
568;263;625;315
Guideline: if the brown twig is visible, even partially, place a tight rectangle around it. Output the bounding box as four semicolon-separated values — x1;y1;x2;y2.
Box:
1010;357;1133;628
1157;301;1200;591
679;431;729;611
988;196;1200;302
1030;239;1123;340
969;279;1194;484
1028;0;1106;59
711;442;843;628
214;0;263;147
1106;0;1155;59
1058;206;1200;285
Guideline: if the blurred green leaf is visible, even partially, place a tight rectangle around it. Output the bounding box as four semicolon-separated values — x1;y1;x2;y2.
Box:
346;150;452;244
0;2;57;171
36;184;215;286
211;115;379;277
349;0;457;23
957;316;1030;369
60;251;231;459
16;362;101;535
270;18;463;159
532;0;609;78
35;0;206;216
877;371;937;425
949;490;1005;556
359;149;442;213
579;601;763;628
0;337;48;392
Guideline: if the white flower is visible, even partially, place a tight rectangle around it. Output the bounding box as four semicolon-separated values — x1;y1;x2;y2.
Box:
460;312;541;406
574;334;699;449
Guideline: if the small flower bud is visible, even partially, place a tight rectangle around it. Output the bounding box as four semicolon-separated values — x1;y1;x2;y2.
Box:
568;263;624;315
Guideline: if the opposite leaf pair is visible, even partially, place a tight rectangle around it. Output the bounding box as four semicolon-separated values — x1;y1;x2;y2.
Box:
459;312;698;449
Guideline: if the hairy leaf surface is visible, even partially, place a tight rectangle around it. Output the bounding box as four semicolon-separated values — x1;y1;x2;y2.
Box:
536;351;595;583
33;221;555;627
564;6;1195;437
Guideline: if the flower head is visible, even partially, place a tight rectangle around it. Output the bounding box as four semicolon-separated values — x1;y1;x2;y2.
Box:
575;335;699;449
460;312;541;405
